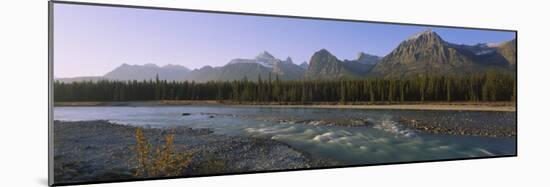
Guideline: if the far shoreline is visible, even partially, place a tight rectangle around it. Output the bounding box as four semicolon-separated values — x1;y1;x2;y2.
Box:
54;100;516;112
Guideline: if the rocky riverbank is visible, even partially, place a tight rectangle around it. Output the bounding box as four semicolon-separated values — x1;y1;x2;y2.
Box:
398;116;516;137
53;120;317;184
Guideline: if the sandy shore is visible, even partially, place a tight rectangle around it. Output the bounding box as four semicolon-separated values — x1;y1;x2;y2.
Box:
55;100;516;112
53;120;318;184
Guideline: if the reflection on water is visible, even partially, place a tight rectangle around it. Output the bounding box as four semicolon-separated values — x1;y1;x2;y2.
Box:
54;105;516;165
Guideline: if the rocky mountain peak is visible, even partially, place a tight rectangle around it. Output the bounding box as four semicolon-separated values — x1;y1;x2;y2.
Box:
407;29;437;40
356;52;381;65
315;49;332;56
255;51;276;60
285;57;293;63
310;49;338;62
357;52;367;59
404;29;445;48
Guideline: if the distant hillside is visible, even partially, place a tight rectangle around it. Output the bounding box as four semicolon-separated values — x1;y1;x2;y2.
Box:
104;63;190;81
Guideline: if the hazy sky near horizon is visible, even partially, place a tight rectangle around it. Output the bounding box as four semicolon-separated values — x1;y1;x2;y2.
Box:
54;3;516;78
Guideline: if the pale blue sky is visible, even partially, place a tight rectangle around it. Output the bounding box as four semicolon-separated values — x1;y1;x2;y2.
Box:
54;3;516;78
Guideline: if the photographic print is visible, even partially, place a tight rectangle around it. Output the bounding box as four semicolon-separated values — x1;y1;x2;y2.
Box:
50;1;517;185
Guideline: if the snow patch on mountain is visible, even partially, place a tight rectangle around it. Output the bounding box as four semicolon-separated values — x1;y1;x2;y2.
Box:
475;49;497;55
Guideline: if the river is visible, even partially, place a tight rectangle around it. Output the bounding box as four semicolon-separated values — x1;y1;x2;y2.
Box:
54;105;516;165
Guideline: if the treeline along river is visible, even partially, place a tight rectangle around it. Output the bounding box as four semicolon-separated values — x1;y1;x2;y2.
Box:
54;71;515;103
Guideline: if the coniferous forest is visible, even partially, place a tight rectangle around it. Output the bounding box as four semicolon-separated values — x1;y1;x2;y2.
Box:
54;71;516;103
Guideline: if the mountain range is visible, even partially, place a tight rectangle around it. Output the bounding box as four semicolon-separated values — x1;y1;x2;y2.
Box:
371;30;515;77
104;63;190;81
181;51;305;82
56;30;516;83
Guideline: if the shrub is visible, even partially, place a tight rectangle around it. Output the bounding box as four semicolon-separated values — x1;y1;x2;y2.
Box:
134;128;194;177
